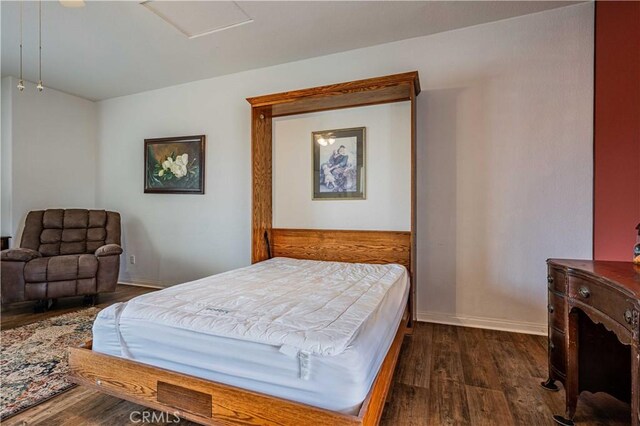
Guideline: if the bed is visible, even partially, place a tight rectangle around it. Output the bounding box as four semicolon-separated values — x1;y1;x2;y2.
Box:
68;256;412;425
68;72;420;426
91;257;409;415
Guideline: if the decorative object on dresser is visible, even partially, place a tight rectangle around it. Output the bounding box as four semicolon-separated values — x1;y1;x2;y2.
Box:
312;127;365;200
144;135;206;194
542;259;639;426
0;308;99;420
0;209;122;311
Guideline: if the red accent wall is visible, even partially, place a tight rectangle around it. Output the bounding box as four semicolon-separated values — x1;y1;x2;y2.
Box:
593;1;640;261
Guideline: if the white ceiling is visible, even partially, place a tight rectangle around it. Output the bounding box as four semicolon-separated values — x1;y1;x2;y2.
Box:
1;1;581;101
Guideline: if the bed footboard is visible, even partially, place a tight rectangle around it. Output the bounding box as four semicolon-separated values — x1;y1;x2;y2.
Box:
68;308;410;426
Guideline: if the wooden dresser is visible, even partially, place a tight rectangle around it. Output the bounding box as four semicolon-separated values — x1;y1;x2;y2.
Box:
543;259;640;426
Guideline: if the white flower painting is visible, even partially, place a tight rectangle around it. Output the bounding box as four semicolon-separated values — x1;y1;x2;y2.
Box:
160;153;189;179
145;136;205;194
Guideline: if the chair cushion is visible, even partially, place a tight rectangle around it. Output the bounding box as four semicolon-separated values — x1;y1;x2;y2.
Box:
24;257;49;282
41;229;62;244
47;255;80;281
42;209;64;229
88;210;107;228
47;280;77;298
95;244;123;257
23;254;98;282
78;255;99;278
77;278;97;295
64;209;89;228
62;228;87;242
1;248;41;262
60;242;86;255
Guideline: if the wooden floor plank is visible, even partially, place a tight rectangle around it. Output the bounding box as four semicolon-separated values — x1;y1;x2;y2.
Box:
509;332;548;379
465;385;515;426
394;322;433;389
457;327;501;390
428;376;472;425
430;323;465;383
380;382;430;426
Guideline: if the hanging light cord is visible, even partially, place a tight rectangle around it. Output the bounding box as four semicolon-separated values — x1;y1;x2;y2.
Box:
17;1;24;91
20;2;23;80
38;0;43;91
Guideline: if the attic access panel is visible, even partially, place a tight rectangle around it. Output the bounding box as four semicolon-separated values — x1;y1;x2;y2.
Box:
141;1;253;39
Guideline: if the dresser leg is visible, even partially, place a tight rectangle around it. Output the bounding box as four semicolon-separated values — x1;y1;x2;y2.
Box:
552;415;575;426
554;310;579;426
557;380;579;426
541;378;560;392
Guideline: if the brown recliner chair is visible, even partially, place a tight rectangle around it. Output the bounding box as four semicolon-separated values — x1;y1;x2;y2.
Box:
1;209;122;310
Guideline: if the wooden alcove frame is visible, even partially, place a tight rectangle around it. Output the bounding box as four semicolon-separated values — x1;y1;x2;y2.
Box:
68;71;421;426
248;71;420;321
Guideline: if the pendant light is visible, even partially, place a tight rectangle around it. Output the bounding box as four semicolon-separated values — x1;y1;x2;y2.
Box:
16;1;44;93
17;1;24;91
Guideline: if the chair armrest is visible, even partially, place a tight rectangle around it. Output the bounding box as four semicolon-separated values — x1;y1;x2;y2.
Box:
95;244;123;257
1;248;41;262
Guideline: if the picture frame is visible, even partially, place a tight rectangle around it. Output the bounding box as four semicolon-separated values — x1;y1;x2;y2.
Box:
312;127;365;200
144;135;206;194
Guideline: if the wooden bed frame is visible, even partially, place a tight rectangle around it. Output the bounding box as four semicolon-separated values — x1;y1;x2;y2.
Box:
68;72;421;425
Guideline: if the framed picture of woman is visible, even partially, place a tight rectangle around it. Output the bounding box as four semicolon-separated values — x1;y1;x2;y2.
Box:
312;127;365;200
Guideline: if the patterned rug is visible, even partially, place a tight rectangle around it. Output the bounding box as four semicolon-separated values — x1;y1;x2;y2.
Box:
1;307;100;420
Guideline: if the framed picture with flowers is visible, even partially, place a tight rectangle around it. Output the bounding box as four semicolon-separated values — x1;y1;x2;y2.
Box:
144;135;205;194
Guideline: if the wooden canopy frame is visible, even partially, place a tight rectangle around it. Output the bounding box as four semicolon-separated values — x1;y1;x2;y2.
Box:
68;71;421;426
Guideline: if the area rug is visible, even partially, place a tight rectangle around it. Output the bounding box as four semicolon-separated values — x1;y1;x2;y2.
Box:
0;307;100;420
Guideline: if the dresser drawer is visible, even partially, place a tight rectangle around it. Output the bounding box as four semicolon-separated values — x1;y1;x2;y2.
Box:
568;275;637;332
548;291;565;332
547;267;566;294
549;328;566;375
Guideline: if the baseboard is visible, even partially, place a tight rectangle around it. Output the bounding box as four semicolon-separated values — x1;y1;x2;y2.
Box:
118;280;164;290
416;311;547;336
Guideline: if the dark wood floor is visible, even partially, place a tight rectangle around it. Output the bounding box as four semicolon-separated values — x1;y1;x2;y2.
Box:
1;285;631;425
0;284;153;330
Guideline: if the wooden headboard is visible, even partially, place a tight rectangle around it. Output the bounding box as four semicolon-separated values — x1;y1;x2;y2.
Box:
247;71;420;321
270;229;411;269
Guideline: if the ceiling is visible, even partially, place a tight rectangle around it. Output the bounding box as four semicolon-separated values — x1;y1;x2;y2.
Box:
1;1;581;101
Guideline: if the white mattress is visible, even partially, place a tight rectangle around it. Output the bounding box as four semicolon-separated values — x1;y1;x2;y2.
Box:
93;258;409;414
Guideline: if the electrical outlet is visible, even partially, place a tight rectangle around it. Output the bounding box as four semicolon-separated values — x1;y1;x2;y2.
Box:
129;255;136;265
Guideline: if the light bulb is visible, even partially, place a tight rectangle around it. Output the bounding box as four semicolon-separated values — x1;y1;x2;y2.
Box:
328;137;336;145
317;138;327;146
37;81;44;92
17;80;25;91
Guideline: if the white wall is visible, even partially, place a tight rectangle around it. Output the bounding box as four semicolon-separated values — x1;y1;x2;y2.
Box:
0;77;98;244
1;77;13;235
97;3;594;333
273;103;411;231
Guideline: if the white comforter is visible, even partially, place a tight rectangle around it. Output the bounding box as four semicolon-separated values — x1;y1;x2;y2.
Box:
109;257;408;357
